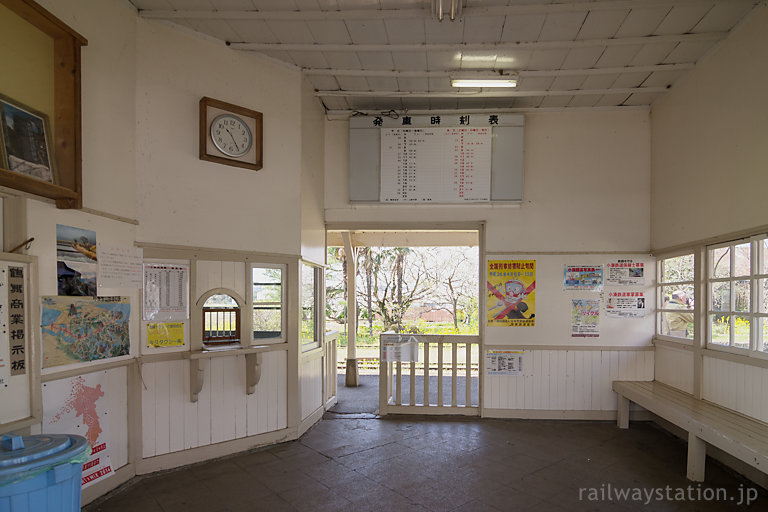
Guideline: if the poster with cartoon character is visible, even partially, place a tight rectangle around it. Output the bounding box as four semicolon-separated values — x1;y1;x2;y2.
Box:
487;260;536;327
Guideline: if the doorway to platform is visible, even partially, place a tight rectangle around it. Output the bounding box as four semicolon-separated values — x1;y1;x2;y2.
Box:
325;228;481;416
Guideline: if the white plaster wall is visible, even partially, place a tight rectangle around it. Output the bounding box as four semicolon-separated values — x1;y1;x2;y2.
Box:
25;200;140;373
485;253;655;348
300;80;326;264
325;110;651;253
651;5;768;250
135;19;303;254
36;0;137;220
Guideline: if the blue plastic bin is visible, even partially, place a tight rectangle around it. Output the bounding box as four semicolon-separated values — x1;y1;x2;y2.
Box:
0;434;90;512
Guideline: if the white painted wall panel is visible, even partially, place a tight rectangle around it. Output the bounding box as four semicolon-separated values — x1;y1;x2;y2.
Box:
485;349;653;411
247;350;288;435
703;356;768;424
655;344;694;394
142;351;288;458
301;357;323;420
141;362;156;458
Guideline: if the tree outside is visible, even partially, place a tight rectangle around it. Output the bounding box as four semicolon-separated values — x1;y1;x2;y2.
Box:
326;246;478;368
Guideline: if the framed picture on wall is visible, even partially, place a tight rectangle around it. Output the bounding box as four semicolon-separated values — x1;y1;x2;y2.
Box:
0;94;56;184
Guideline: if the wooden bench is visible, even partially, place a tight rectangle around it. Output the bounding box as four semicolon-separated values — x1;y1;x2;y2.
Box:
613;380;768;482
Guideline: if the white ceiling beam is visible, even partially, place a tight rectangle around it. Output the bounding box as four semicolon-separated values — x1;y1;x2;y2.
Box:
303;63;694;78
138;1;754;21
315;87;668;98
231;33;725;52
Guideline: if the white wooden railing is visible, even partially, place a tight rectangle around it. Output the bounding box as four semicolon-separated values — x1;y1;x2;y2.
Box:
379;334;480;416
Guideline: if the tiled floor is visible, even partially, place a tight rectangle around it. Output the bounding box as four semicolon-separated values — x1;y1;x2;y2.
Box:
85;417;766;512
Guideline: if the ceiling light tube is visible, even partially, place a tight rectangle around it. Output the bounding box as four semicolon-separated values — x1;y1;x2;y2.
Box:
451;78;518;88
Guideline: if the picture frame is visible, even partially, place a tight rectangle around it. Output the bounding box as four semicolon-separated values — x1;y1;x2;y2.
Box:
0;93;57;184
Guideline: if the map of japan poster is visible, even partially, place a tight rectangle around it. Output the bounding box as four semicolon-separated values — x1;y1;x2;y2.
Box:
43;372;114;489
41;296;130;368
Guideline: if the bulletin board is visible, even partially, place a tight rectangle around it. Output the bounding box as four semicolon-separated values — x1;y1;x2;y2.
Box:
0;254;41;432
140;258;190;355
485;253;655;348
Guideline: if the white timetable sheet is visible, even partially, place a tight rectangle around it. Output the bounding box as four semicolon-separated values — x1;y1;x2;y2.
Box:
380;127;492;202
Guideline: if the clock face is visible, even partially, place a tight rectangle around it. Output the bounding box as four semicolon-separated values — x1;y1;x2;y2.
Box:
210;114;252;157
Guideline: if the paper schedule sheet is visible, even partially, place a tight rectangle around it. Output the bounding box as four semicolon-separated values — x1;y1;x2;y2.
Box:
380;127;491;203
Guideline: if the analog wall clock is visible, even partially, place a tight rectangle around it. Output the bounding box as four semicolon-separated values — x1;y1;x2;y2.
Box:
199;97;263;171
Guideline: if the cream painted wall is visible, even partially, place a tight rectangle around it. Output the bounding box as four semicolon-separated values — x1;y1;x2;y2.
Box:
325;110;651;253
36;0;137;220
651;5;768;250
300;80;326;264
135;19;303;254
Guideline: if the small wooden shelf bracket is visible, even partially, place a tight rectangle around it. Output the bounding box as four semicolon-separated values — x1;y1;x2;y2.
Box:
245;352;263;395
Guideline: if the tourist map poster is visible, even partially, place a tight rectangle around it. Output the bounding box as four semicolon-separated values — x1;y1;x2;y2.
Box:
43;372;113;489
41;296;130;368
487;260;536;327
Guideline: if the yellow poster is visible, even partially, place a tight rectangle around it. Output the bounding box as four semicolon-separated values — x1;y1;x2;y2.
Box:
487;260;536;327
147;322;185;347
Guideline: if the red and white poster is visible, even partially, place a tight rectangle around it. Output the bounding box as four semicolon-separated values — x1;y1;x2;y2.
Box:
43;372;113;488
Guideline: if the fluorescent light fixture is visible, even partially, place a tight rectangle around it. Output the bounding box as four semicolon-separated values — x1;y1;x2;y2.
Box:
451;78;518;88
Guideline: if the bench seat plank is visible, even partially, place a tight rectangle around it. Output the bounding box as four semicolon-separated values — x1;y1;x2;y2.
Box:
613;380;768;479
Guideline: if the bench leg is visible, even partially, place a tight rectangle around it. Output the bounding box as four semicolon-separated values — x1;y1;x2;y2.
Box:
617;395;630;429
687;432;706;482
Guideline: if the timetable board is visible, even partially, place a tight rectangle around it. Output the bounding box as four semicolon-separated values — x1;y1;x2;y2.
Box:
380;127;492;202
349;114;524;203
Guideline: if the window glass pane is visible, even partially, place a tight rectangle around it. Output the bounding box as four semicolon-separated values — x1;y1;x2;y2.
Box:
301;264;316;345
253;267;282;301
662;254;694;283
734;280;750;312
734;243;750;277
253;284;281;302
203;294;238;308
661;285;695;309
710;314;730;346
761;318;768;353
761;279;768;314
253;267;281;284
733;316;750;349
711;246;730;278
661;311;694;339
253;308;281;338
710;282;730;312
762;239;768;274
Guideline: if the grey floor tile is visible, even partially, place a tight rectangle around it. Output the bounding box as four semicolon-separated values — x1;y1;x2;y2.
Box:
84;417;767;512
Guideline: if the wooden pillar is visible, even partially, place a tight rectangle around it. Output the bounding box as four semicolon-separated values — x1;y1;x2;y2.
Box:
342;232;359;387
617;394;630;429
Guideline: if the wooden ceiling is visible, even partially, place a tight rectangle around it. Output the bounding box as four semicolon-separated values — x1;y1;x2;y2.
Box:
132;0;759;114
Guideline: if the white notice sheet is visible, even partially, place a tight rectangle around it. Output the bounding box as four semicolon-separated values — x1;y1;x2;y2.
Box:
380;127;491;202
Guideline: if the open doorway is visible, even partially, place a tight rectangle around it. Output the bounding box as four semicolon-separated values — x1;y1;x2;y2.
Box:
325;229;480;414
